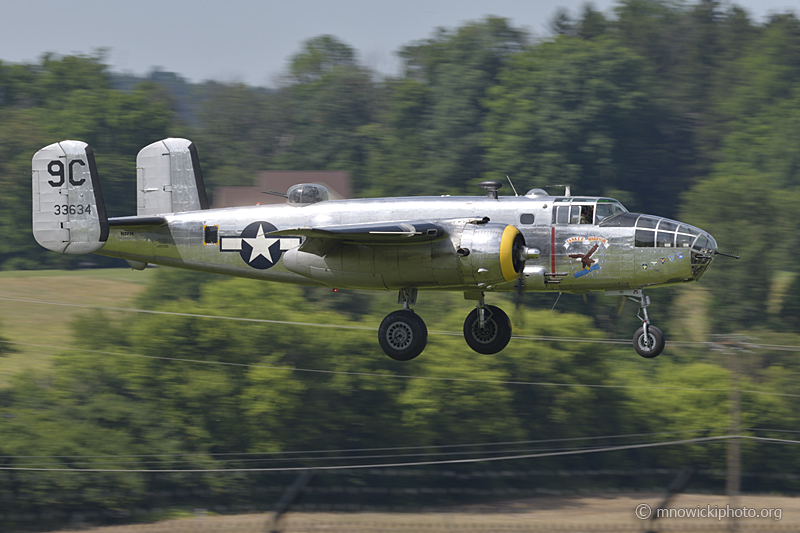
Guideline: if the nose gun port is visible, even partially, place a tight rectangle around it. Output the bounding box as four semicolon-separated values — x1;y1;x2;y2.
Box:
690;232;718;280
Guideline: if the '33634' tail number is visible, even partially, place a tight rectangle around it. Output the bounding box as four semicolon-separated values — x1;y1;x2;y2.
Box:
54;204;92;215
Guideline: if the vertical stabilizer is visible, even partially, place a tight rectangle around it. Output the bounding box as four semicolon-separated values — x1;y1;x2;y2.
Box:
136;138;209;216
32;140;108;254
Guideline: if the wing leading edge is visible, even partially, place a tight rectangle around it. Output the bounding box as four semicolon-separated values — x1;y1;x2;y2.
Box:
270;221;444;244
269;221;445;256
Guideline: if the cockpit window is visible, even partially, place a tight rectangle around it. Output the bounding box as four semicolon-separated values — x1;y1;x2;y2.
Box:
570;205;581;224
553;205;576;224
676;234;694;248
595;200;628;224
635;229;655;247
579;206;594;224
555;205;569;224
657;231;675;247
658;220;678;232
553;198;627;225
636;216;659;229
599;212;639;227
693;235;711;251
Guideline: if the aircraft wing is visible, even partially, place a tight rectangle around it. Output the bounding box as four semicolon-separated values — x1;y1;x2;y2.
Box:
269;221;445;256
269;221;444;244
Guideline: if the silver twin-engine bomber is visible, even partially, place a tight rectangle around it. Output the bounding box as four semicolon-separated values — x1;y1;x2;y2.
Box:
32;138;734;361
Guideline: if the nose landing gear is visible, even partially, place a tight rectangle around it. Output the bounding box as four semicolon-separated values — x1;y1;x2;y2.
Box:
608;290;666;358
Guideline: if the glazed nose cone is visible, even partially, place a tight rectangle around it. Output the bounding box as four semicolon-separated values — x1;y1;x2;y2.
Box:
690;231;717;280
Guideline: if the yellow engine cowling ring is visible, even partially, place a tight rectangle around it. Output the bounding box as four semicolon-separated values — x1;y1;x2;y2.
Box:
458;223;525;288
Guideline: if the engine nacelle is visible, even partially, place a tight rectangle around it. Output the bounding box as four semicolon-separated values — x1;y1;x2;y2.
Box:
281;221;537;290
457;223;526;287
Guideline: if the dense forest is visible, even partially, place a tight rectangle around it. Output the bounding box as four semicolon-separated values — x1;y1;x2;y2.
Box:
2;0;800;525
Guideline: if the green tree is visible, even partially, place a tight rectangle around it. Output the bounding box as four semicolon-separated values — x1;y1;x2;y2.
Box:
194;83;291;191
380;17;526;195
483;35;687;215
274;36;376;192
577;3;610;40
0;54;177;269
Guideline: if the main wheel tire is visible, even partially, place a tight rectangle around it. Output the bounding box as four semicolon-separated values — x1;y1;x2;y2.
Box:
463;305;512;355
633;325;665;358
378;310;427;361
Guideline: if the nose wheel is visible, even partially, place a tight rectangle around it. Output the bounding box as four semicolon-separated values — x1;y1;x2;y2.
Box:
634;324;664;358
607;290;666;358
630;291;665;358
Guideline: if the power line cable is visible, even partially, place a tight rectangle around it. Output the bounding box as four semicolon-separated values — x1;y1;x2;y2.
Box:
0;435;796;473
3;339;798;399
5;295;800;351
0;428;734;460
5;444;627;468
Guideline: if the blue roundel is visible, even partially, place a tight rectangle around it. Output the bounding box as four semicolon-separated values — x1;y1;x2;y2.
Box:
239;221;281;269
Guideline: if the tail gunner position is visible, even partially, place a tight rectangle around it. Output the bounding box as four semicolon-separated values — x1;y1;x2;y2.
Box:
32;138;736;361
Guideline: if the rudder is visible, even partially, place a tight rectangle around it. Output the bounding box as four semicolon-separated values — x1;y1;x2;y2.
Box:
32;140;108;254
136;138;209;216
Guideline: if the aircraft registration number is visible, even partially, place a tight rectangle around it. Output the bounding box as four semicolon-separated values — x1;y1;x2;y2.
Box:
54;204;92;215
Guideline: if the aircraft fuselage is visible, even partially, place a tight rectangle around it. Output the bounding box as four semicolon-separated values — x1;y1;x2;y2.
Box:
99;193;716;295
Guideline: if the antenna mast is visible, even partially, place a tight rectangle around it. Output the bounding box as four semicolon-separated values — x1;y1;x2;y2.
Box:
506;175;519;197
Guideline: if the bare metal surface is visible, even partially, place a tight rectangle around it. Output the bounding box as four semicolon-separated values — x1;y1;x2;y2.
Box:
98;194;716;295
32;141;106;254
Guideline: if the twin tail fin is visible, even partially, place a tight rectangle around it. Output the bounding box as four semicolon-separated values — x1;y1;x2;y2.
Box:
32;140;109;254
32;138;208;255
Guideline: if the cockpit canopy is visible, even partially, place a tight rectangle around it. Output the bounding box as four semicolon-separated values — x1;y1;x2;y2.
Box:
551;198;628;225
287;183;329;207
600;212;718;251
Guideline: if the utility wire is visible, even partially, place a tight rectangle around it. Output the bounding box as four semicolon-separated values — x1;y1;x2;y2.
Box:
4;295;800;351
0;435;796;473
2;339;798;399
0;428;736;459
4;444;621;468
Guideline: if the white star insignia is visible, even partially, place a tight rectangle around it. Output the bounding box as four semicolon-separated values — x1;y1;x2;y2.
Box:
243;224;280;264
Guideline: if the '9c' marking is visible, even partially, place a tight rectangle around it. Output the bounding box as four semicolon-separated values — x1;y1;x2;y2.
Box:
47;159;86;187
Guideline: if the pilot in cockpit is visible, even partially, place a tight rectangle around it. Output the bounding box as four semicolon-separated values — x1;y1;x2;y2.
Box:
580;206;594;224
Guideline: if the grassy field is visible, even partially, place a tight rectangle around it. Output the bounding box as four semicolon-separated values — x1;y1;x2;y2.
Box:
56;493;799;532
0;268;157;385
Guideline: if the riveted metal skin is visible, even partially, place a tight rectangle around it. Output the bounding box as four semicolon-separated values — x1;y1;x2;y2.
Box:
32;141;108;254
33;140;719;296
92;195;716;294
32;139;728;360
136;138;208;216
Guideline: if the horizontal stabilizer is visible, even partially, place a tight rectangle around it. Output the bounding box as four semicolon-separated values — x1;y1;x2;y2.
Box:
32;140;108;254
137;138;208;216
108;216;168;227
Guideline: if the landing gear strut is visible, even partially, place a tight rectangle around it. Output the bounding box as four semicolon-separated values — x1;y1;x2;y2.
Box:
628;291;665;358
378;288;427;361
463;293;512;355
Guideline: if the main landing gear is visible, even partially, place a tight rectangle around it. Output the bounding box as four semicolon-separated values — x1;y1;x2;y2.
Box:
613;290;666;358
463;293;512;355
378;289;428;361
378;289;513;361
